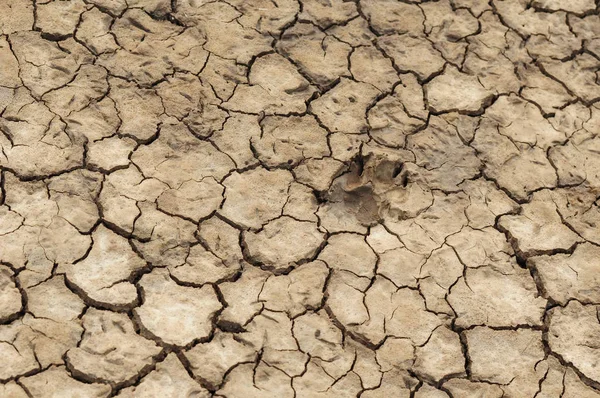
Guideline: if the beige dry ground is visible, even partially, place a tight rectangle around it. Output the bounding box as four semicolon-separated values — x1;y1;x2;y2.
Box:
0;0;599;396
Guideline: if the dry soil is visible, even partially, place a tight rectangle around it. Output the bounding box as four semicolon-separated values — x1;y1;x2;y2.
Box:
1;0;600;397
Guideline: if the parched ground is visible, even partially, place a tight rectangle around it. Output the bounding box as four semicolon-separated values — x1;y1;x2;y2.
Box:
0;0;600;396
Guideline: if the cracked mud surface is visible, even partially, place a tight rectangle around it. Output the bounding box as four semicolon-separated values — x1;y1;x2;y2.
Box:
0;0;600;396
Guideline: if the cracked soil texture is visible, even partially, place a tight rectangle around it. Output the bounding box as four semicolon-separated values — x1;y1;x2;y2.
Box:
0;0;599;396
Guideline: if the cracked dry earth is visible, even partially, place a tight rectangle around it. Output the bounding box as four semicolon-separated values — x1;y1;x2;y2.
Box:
1;0;600;398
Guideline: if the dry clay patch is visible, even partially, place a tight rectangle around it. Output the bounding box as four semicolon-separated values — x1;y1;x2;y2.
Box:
0;0;600;396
